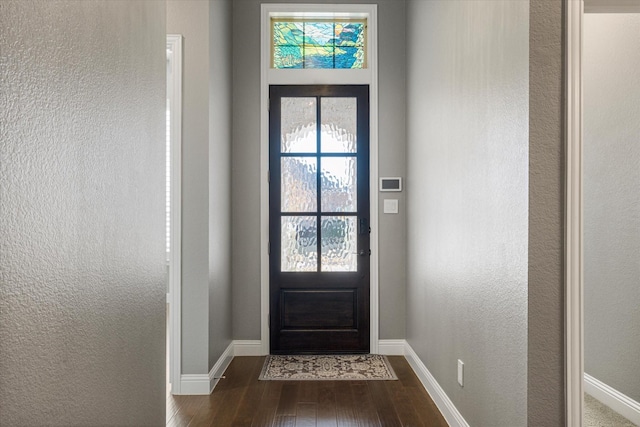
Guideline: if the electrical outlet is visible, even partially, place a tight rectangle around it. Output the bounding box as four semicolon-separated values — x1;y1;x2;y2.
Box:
457;360;464;387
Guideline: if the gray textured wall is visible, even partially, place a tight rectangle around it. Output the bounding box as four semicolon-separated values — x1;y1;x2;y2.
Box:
584;12;640;402
376;0;408;340
528;1;565;425
231;0;407;340
0;1;166;425
208;0;234;372
167;0;211;375
167;0;233;375
406;1;529;426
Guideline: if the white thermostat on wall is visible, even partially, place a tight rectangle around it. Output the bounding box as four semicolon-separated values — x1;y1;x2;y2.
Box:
379;177;402;192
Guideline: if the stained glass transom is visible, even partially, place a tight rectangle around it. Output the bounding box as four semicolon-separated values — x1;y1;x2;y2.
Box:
272;20;366;69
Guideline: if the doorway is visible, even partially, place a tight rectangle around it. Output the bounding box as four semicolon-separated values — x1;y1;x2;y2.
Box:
582;9;640;427
565;1;640;425
269;85;370;354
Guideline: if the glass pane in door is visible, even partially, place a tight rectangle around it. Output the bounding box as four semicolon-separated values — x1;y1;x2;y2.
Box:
281;97;317;153
321;216;357;272
281;216;317;272
321;157;357;212
281;157;317;212
321;97;357;153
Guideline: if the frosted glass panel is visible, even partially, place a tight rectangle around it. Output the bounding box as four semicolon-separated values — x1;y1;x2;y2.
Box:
321;157;357;212
321;97;357;153
281;98;316;153
282;216;317;272
282;157;317;212
321;216;357;272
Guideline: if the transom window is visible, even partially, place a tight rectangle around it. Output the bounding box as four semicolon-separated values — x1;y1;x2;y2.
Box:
271;19;367;69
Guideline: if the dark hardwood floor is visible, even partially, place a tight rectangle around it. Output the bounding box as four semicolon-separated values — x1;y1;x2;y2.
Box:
167;356;448;427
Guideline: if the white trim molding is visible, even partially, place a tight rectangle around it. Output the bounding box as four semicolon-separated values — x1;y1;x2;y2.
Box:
167;33;183;396
209;342;235;393
260;3;379;355
259;4;270;356
179;373;211;396
584;373;640;425
404;342;470;427
233;340;265;356
565;1;584;426
175;341;262;395
178;342;234;395
378;339;406;356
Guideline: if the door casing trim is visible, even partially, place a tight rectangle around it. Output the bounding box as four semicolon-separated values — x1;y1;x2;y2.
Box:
167;34;183;394
565;1;583;425
260;3;379;355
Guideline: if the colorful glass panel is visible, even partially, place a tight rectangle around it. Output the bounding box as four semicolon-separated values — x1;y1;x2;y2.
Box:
272;20;366;69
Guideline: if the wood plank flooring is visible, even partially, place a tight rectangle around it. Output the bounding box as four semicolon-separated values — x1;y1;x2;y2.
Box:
167;356;448;427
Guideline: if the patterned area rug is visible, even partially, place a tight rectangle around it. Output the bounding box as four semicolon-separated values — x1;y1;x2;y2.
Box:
259;354;398;381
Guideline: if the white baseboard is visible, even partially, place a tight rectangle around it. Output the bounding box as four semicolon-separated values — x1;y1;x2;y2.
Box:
378;339;407;355
179;373;211;395
209;342;235;393
175;340;263;395
584;373;640;425
233;340;265;356
178;341;234;395
404;342;470;427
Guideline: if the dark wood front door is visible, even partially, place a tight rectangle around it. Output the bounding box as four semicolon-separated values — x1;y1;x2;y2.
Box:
269;85;370;354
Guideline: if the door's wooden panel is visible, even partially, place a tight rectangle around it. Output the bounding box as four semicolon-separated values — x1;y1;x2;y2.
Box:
281;290;357;329
278;331;364;353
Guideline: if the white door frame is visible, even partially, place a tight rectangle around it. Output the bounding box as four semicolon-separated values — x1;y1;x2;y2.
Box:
259;4;379;355
565;1;640;425
167;34;183;394
565;1;584;425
